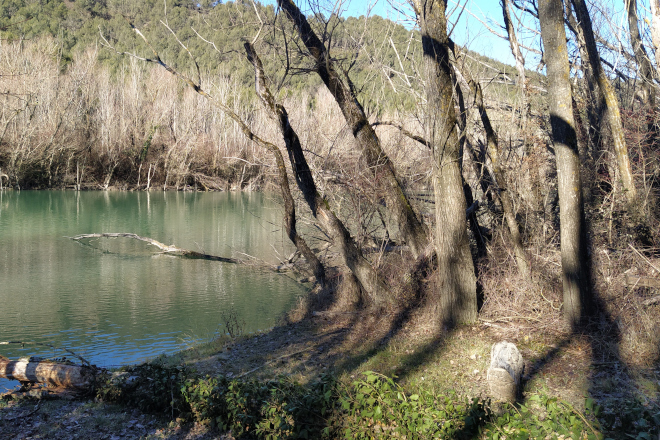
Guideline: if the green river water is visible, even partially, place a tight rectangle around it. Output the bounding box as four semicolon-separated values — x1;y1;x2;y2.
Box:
0;190;306;389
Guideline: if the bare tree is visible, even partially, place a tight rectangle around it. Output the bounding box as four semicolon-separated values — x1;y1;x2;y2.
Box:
565;1;605;163
650;0;660;72
277;0;430;261
465;69;530;278
101;23;326;285
625;0;656;107
244;41;392;306
501;0;527;89
539;0;592;329
570;0;638;204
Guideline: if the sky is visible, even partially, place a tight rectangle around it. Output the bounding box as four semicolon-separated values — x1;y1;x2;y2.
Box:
261;0;520;66
259;0;641;72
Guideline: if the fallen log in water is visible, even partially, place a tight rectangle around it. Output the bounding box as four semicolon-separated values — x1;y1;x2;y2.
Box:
0;356;96;389
69;233;241;263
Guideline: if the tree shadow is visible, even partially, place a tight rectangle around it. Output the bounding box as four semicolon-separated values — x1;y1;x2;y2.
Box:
511;283;659;437
330;302;451;383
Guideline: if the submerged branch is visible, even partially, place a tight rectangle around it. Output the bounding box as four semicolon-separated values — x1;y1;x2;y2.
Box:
0;341;91;366
69;233;241;263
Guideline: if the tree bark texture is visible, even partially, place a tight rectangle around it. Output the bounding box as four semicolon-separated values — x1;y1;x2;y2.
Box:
243;42;392;305
571;0;637;203
539;0;592;329
626;0;656;107
414;0;477;324
277;0;429;259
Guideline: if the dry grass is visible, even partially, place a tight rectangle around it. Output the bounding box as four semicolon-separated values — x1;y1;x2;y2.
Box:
0;38;431;195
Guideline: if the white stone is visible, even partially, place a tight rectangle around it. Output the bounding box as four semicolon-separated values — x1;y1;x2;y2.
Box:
487;341;524;402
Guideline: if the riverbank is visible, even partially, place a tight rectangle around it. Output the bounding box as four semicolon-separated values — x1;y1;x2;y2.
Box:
1;298;658;439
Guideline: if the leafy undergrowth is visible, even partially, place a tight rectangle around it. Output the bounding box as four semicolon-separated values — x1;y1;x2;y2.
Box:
92;363;658;440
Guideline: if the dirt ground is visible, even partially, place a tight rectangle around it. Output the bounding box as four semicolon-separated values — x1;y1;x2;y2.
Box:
2;309;659;439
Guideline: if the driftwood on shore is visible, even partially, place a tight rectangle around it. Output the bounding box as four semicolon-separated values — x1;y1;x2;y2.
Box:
0;356;96;390
69;233;241;263
624;275;660;306
625;274;660;289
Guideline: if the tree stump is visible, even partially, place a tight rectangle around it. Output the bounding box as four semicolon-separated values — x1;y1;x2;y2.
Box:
486;341;524;402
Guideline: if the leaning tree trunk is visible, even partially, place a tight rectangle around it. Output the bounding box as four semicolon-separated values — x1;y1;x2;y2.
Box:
565;2;604;166
501;0;526;89
449;46;529;277
571;0;637;204
254;142;327;285
539;0;592;330
277;0;429;260
451;66;488;263
243;42;392;306
414;0;477;325
113;23;326;285
501;0;528;130
626;0;656;108
471;78;530;277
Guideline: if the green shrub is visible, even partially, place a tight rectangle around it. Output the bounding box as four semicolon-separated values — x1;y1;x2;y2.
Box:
336;371;489;439
95;362;189;416
180;374;335;439
97;364;657;440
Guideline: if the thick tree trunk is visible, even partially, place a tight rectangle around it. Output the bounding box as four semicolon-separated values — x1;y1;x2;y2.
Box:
539;0;592;330
243;42;391;306
414;0;477;325
571;0;637;203
277;0;429;260
626;0;656;107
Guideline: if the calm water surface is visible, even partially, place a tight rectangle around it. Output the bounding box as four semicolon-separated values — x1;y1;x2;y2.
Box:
0;190;305;389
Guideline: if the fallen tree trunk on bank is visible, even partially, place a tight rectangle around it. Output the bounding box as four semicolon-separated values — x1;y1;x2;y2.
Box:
0;356;96;389
69;233;241;263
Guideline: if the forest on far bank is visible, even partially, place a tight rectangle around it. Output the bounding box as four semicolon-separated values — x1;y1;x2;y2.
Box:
0;0;537;192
